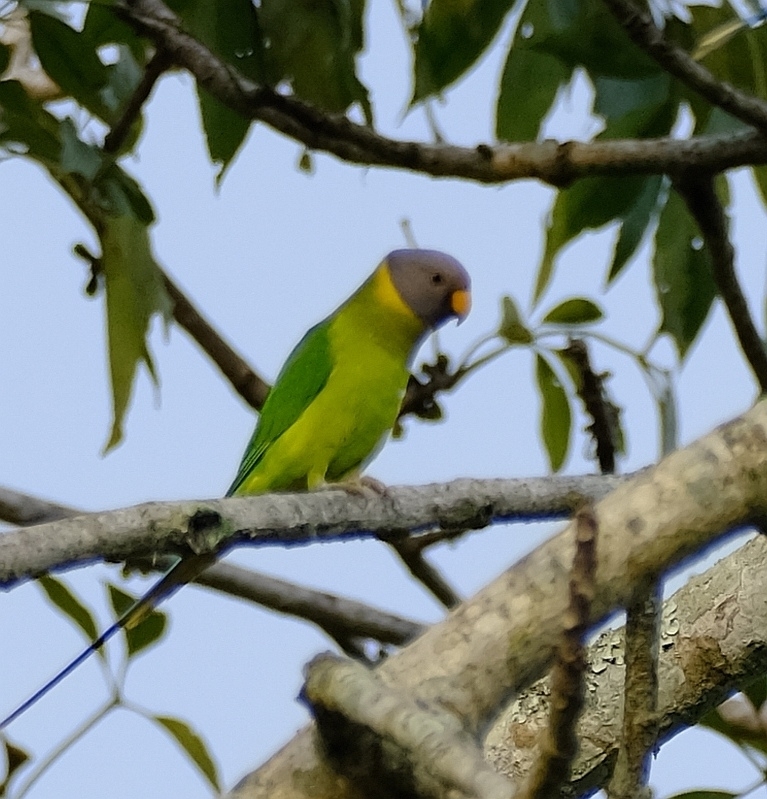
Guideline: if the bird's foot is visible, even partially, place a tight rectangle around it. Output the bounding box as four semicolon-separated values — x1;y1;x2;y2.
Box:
316;475;389;498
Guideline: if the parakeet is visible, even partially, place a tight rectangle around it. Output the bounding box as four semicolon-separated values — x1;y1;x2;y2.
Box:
0;249;470;729
227;248;471;496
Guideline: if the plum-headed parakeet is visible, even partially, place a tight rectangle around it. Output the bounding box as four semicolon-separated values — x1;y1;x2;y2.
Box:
0;249;470;728
227;248;471;496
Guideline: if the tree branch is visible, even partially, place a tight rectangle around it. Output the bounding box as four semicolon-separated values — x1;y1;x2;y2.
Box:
302;654;515;799
672;175;767;393
486;532;767;796
103;47;173;154
228;399;767;799
115;0;767;187
0;475;628;586
0;487;422;647
600;0;767;134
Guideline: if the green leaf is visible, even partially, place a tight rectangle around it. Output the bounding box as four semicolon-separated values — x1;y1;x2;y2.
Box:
181;0;265;178
498;295;534;344
0;43;9;77
153;715;221;791
608;174;663;283
28;11;112;122
496;0;571;141
0;739;31;793
0;80;62;163
541;297;603;325
654;190;717;359
260;0;371;120
60;117;103;181
752;165;767;210
535;353;571;472
99;204;169;450
106;584;167;657
82;1;147;61
535;175;650;301
413;0;515;102
37;575;102;656
700;696;767;756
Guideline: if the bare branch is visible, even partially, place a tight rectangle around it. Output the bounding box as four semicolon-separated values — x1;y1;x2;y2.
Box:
103;48;173;155
162;272;270;410
379;529;462;609
561;340;621;475
0;487;422;647
0;474;628;586
230;399;767;799
521;506;597;799
673;175;767;393
301;654;515;799
607;581;661;799
116;0;767;186
601;0;767;134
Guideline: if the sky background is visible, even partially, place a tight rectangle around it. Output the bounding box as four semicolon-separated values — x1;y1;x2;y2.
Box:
1;2;766;797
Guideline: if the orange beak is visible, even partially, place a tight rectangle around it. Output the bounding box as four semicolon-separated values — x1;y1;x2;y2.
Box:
451;289;471;322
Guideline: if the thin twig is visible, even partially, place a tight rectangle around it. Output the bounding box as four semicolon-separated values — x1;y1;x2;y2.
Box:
561;339;621;474
73;244;270;411
672;175;767;393
601;0;767;134
379;530;461;608
116;0;767;186
162;272;270;410
103;48;173;154
521;504;597;799
607;581;661;799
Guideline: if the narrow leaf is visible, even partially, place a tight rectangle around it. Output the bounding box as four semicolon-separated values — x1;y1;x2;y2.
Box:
99;202;169;450
106;584;167;657
535;353;572;472
0;80;62;163
541;297;603;325
414;0;515;102
498;295;533;344
60;117;103;181
38;574;102;656
153;715;221;791
654;190;717;359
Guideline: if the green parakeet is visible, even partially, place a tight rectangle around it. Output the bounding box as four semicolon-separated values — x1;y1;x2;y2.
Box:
227;248;471;496
0;249;470;729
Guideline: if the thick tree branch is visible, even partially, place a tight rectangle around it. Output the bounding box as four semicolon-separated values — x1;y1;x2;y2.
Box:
0;475;627;586
229;399;767;799
601;0;767;134
486;533;767;796
115;0;767;186
673;175;767;393
302;655;515;799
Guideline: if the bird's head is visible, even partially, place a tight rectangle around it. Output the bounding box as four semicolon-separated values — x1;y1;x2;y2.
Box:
386;249;471;330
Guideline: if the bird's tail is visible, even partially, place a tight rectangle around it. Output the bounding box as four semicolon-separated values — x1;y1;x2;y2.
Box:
0;552;216;730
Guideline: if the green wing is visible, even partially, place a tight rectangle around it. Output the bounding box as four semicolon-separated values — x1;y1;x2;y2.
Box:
226;319;333;496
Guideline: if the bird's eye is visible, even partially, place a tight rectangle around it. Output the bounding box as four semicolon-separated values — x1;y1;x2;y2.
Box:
431;273;443;285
